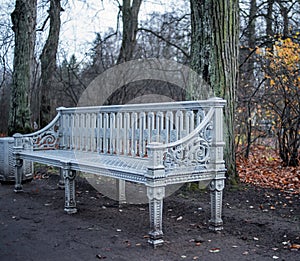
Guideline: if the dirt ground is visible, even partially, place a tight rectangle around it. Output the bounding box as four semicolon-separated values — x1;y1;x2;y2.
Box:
0;167;299;261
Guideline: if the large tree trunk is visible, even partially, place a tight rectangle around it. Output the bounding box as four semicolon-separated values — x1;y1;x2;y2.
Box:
190;0;239;183
9;0;37;135
39;0;61;128
107;0;142;105
117;0;142;64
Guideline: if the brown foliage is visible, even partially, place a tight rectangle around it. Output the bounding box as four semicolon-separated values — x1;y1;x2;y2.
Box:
237;145;300;194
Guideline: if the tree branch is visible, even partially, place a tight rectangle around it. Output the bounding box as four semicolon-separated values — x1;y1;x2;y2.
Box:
138;27;190;58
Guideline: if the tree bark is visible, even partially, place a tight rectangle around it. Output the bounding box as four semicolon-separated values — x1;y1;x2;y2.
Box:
9;0;37;135
39;0;61;128
117;0;142;64
190;0;239;183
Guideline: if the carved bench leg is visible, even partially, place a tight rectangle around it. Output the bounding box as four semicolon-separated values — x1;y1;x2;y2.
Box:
209;178;225;231
14;158;23;193
147;186;165;248
117;179;126;205
63;168;77;214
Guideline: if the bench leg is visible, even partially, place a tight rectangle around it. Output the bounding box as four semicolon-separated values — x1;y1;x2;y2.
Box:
116;179;126;205
14;158;23;193
63;169;77;214
58;168;65;189
147;186;165;248
209;178;224;231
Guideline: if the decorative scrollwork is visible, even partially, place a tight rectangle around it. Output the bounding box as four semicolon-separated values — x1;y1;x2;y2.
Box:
28;120;60;150
163;122;213;170
32;131;58;149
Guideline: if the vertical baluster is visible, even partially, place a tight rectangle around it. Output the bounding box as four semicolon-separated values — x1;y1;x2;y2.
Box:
185;111;190;136
110;113;116;154
165;111;173;143
197;108;205;125
70;114;74;149
81;113;85;151
79;113;82;150
86;113;91;151
190;110;195;132
131;112;137;156
124;112;130;156
77;114;80;150
116;112;122;155
66;114;71;149
97;113;103;153
91;113;96;152
157;112;164;142
175;110;184;139
139;112;146;157
76;114;80;150
104;113;109;154
148;112;155;142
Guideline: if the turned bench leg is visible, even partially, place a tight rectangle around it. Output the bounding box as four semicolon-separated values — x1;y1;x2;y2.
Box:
209;178;225;231
14;158;23;193
147;186;165;248
62;168;77;214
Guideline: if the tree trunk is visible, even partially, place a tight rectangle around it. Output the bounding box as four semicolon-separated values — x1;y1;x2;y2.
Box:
244;0;257;158
107;0;142;105
117;0;142;64
190;0;239;183
39;0;61;128
9;0;37;135
266;0;274;42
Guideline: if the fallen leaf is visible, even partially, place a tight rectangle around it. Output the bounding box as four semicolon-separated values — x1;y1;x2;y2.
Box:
96;254;107;259
291;243;300;250
209;248;220;253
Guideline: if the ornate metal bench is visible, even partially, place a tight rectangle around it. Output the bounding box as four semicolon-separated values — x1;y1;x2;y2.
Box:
13;97;226;247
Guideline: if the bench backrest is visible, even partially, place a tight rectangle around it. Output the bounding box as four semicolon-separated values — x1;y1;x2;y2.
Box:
56;100;221;158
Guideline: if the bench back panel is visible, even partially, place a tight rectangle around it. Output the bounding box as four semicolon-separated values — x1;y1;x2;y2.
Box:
59;101;211;158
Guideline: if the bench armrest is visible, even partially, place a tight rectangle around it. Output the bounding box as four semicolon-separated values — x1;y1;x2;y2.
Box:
13;111;63;151
147;105;225;171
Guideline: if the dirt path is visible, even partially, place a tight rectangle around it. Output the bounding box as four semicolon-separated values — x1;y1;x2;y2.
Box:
0;171;299;261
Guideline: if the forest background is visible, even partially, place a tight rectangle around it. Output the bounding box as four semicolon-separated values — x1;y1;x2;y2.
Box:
0;0;299;187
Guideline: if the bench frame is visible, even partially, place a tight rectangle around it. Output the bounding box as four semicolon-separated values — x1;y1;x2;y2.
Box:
13;97;226;247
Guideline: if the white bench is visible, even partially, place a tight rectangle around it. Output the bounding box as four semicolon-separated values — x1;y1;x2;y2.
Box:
13;98;226;247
